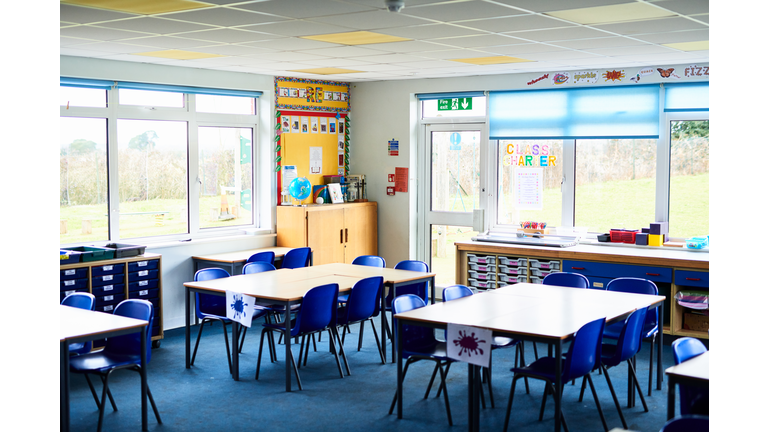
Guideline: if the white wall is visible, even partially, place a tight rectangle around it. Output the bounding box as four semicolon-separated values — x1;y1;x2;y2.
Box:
349;64;709;267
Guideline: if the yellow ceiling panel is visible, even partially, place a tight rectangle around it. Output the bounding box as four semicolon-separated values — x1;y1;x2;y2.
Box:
131;50;225;60
546;2;675;25
62;0;212;15
450;56;532;65
290;68;364;75
302;31;410;46
663;41;709;51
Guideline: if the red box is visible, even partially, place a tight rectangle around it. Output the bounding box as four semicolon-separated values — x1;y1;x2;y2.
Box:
610;229;638;244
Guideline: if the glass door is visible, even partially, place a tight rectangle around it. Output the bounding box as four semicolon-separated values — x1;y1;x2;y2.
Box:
420;124;486;290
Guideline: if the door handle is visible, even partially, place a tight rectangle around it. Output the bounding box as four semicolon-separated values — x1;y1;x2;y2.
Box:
340;229;344;244
345;228;348;243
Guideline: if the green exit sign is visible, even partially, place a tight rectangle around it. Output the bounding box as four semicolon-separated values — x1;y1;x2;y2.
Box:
438;97;473;111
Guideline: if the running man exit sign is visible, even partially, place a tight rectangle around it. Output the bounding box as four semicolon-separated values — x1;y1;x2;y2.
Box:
438;97;472;111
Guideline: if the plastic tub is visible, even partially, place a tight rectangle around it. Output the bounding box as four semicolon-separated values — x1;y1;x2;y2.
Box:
61;246;114;262
468;263;496;273
498;257;527;267
468;270;494;281
467;254;496;265
103;243;146;259
60;250;82;265
529;259;560;270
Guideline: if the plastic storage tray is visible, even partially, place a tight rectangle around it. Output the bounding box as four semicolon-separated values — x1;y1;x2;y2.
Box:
468;278;496;290
128;259;159;272
129;278;159;292
61;246;115;262
498;274;528;284
103;243;147;258
529;268;554;278
60;267;88;280
498;257;527;267
467;254;497;265
91;263;125;277
498;264;526;276
529;259;560;270
92;283;125;297
468;263;496;273
60;250;82;265
468;270;494;281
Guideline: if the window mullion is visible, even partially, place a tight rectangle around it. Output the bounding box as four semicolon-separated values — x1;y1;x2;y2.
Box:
187;94;199;235
107;86;120;241
561;139;576;228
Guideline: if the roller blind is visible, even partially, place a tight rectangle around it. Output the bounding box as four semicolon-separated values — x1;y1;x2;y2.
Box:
489;85;660;140
664;82;708;112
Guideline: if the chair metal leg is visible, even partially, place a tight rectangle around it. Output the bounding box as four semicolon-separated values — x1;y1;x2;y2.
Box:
357;321;365;351
255;328;269;380
648;334;656;396
437;361;453;426
287;348;303;391
332;327;351;376
601;364;628;429
628;359;649;412
586;373;609;432
503;374;521;432
96;371;113;432
84;374;102;409
98;374;118;412
368;318;386;364
389;359;413;415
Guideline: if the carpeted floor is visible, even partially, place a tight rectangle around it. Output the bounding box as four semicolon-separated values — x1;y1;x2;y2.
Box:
66;316;691;432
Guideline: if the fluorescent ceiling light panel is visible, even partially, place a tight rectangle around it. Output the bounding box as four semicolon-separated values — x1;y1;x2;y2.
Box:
450;56;532;65
131;49;225;60
545;3;676;25
289;67;364;75
302;31;410;46
662;40;709;51
61;0;211;15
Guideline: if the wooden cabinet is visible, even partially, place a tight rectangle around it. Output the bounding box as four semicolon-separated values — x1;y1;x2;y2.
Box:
277;202;377;265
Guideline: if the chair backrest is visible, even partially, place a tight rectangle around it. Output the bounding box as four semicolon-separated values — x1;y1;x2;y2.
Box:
442;285;473;302
659;415;709;432
672;337;707;365
563;317;606;382
603;308;648;367
62;292;95;310
242;261;277;274
352;255;386;268
389;260;429;304
342;276;383;323
542;272;590;289
292;283;339;336
393;294;437;353
246;251;275;265
194;268;230;317
104;299;154;363
282;247;311;269
607;277;659;333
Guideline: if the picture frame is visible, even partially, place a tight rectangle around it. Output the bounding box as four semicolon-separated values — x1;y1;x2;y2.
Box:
328;183;344;204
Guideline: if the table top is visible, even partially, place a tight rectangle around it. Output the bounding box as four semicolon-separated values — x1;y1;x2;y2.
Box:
191;247;295;263
308;262;437;283
665;351;709;383
60;305;148;342
183;269;363;302
395;283;664;340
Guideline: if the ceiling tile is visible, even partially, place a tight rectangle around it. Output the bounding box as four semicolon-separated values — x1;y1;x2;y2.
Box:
92;17;218;34
240;20;355;37
551;36;652;50
70;41;161;54
584;44;679;56
415;48;496;60
60;25;154;41
503;26;613;42
351;53;431;64
455;14;575;33
247;51;331;62
519;49;602;61
632;29;709;44
296;45;389;58
239;37;337;50
490;0;634;14
232;0;376;19
160;7;283;27
119;35;220;49
401;0;526;21
300;58;377;68
60;4;138;24
187;44;278;56
61;0;212;15
381;23;486;39
648;0;709;16
430;34;526;49
593;17;708;35
479;43;574;56
172;28;277;43
309;10;434;30
545;2;676;25
354;40;453;53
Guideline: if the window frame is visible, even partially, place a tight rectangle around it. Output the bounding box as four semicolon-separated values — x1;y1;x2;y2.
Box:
59;85;261;246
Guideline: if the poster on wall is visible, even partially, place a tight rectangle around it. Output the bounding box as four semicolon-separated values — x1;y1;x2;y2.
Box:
320;117;327;133
301;117;309;133
329;118;337;134
281;116;290;133
310;147;323;174
514;168;543;210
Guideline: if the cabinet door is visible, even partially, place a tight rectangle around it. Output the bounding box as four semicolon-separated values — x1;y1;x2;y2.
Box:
307;208;346;265
343;204;378;264
276;206;308;247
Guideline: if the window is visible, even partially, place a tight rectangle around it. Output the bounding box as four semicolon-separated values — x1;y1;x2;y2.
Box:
669;120;709;238
59;78;261;245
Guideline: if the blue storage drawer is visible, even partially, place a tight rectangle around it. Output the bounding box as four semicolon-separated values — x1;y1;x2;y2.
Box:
92;263;125;277
60;267;88;280
562;260;673;284
128;259;159;272
60;278;88;291
61;288;89;301
129;278;159;292
129;268;159;281
92;283;125;297
129;287;159;301
95;292;126;308
675;270;709;288
92;273;124;287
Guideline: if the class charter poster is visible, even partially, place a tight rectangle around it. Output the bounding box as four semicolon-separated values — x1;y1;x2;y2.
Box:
514;168;543;210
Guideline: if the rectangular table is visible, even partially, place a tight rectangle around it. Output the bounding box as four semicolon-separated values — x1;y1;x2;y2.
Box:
60;305;149;432
191;246;298;275
302;262;436;362
183;268;362;390
393;283;665;432
665;351;709;420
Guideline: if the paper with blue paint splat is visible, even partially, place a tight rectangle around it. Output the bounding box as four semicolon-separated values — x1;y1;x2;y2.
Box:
226;291;256;328
447;324;491;367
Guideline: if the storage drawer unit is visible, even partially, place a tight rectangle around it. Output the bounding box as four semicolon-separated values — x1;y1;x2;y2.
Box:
59;253;163;347
672;269;709;337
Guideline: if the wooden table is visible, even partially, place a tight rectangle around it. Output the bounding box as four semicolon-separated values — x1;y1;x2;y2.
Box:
60;305;149;432
191;246;299;275
301;262;437;362
182;268;362;390
393;283;665;432
665;351;709;420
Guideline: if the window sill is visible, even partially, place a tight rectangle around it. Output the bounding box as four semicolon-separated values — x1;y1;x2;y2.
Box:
146;230;275;250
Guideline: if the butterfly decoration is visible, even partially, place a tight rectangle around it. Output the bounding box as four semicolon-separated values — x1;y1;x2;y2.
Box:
657;68;675;78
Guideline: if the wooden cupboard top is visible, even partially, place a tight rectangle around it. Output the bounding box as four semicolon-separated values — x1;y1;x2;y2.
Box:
191;247;294;264
278;201;377;212
456;241;708;270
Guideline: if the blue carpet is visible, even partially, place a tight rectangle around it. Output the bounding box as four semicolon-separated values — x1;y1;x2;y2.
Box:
66;316;683;432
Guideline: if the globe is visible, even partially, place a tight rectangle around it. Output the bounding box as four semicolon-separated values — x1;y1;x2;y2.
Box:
288;177;311;203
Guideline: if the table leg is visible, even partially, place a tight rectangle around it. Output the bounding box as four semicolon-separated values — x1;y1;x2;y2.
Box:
141;327;148;431
657;303;664;391
61;340;70;432
380;283;388;362
284;301;292;392
469;363;481;432
667;377;676;420
555;340;562;432
232;322;240;381
396;318;403;418
185;287;191;368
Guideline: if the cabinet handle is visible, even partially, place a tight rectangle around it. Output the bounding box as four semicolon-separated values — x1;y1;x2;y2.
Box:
571;267;585;270
646;273;660;276
345;228;348;243
340;229;344;244
685;277;701;281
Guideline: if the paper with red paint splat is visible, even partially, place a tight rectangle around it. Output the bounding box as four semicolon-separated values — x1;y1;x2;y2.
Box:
447;324;491;367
